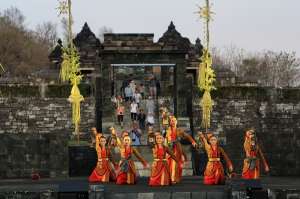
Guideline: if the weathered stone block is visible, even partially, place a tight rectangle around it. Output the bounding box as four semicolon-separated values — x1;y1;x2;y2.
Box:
191;192;206;199
154;192;171;199
106;193;138;199
138;193;154;199
172;192;191;199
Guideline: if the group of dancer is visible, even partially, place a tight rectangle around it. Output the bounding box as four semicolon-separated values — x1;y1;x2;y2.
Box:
88;116;269;186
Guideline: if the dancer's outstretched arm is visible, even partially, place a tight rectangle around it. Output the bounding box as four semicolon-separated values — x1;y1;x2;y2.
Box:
258;145;269;172
133;148;148;168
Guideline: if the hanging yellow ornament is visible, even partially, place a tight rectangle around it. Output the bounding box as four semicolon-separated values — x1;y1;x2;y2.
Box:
57;0;84;143
68;78;84;140
196;0;216;131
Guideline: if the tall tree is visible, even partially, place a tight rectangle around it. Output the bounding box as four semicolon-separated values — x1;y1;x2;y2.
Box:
35;22;58;50
0;7;50;76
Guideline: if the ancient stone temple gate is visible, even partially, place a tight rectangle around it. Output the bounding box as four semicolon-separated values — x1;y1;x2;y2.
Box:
99;34;190;129
52;22;203;131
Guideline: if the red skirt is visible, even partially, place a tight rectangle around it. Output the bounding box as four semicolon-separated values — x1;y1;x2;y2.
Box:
149;161;171;186
203;162;225;185
242;159;260;179
168;144;183;183
116;160;136;185
88;161;115;183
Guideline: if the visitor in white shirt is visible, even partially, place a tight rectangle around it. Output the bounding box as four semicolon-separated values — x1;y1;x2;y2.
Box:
134;91;142;106
130;100;138;121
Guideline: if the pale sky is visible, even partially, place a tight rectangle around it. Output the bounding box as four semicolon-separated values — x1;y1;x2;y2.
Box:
1;0;299;56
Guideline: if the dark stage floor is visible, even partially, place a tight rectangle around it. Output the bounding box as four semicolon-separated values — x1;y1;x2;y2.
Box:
0;176;300;193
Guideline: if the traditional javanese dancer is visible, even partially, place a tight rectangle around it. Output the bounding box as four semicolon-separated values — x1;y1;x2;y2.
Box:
198;132;233;185
149;133;178;186
242;129;269;179
110;127;148;185
165;116;197;184
89;135;117;183
90;127;102;148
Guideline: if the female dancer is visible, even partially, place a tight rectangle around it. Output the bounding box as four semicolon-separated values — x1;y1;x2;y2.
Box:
198;132;233;185
89;135;117;182
149;133;178;186
110;127;148;185
242;129;269;179
165;116;197;184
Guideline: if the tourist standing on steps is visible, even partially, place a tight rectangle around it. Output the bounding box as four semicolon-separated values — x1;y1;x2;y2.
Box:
147;126;155;147
121;79;129;98
116;95;123;108
155;77;161;98
129;80;136;95
146;112;155;127
146;96;155;114
130;122;142;146
137;109;146;131
130;100;138;121
160;107;169;137
149;75;157;98
139;83;145;99
117;103;125;128
125;85;133;102
133;90;142;107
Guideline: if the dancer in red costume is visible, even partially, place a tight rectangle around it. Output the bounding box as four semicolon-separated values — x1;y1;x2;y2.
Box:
149;133;178;186
198;132;233;185
110;127;148;185
165;116;197;184
89;135;117;183
242;129;269;179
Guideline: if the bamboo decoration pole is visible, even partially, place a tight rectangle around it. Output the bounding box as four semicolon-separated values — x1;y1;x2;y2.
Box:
196;0;216;133
57;0;84;144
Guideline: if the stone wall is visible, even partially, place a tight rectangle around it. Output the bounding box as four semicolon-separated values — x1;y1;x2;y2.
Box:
193;86;300;176
0;84;95;179
0;97;95;134
1;84;300;178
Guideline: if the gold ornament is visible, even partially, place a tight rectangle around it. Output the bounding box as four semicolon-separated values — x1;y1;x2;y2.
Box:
57;0;83;143
196;0;216;131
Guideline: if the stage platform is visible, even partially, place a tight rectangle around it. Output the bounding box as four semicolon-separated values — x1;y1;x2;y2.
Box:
0;176;299;199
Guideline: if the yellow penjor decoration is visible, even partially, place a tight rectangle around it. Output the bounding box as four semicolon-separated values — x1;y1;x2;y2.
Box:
57;0;84;143
196;0;216;131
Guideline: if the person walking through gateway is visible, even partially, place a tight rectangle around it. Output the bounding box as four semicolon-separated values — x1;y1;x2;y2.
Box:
137;109;146;131
117;103;125;128
125;85;133;102
130;122;142;146
130;100;138;121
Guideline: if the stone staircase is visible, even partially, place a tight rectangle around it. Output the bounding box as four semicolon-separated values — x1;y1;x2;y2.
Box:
110;144;194;177
98;72;195;177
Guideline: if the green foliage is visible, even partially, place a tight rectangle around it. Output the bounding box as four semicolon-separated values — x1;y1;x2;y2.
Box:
0;7;57;77
60;46;81;83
